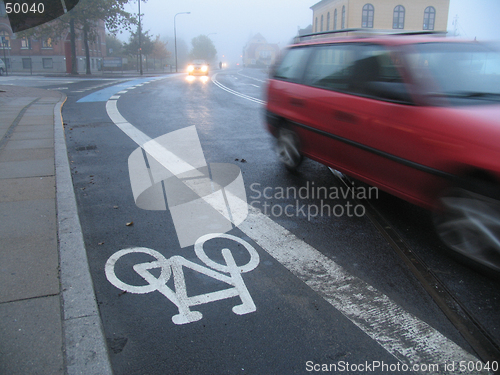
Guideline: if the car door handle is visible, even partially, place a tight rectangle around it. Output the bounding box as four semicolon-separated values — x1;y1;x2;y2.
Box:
333;110;358;124
289;97;305;107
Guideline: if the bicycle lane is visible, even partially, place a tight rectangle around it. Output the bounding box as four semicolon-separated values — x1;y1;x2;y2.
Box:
64;75;485;374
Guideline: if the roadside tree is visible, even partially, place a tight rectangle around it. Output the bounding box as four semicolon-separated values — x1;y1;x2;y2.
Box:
189;35;217;63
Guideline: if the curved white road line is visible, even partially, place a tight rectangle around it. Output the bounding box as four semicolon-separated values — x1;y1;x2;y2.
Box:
212;73;265;105
104;78;484;373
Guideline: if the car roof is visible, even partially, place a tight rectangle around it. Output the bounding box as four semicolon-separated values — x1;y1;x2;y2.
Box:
292;30;473;48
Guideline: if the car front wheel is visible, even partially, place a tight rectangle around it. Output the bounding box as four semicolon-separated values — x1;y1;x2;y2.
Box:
0;68;4;76
433;186;500;272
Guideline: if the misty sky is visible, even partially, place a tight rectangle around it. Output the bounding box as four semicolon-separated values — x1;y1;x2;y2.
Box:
119;0;500;64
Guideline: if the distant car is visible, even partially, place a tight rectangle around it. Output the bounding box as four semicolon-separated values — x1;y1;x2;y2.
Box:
265;31;500;271
0;58;5;75
187;60;209;76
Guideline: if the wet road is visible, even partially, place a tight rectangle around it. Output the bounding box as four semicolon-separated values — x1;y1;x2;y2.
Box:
54;70;500;374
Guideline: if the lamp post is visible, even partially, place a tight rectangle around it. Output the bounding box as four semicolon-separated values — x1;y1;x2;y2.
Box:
138;0;143;75
174;12;190;73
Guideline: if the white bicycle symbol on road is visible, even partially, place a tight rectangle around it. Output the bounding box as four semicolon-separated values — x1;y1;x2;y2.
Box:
105;233;260;325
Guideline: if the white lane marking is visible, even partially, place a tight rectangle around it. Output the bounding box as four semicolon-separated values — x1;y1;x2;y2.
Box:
105;233;259;325
104;86;485;372
237;70;267;83
49;87;69;90
107;100;203;177
212;73;265;105
238;210;485;371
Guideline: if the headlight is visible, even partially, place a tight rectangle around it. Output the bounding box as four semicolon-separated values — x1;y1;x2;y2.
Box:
187;65;194;72
201;65;208;72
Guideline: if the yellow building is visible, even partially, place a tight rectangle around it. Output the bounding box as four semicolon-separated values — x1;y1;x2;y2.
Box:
310;0;450;33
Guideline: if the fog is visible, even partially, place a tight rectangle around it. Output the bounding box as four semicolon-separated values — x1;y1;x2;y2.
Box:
118;0;500;66
447;0;500;40
120;0;314;65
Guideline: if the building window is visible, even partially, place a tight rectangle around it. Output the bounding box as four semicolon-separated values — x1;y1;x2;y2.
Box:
42;38;53;48
43;58;53;69
423;6;436;30
327;12;330;31
342;6;346;29
334;9;337;30
22;58;32;69
0;31;11;49
362;4;374;28
315;17;318;33
393;5;405;29
321;15;324;32
21;37;31;49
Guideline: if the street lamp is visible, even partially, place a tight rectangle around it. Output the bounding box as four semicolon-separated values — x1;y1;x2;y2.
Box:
138;0;143;75
174;11;191;73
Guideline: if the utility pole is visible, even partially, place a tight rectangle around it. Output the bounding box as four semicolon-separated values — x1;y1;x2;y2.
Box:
138;0;143;75
453;15;459;37
174;12;190;73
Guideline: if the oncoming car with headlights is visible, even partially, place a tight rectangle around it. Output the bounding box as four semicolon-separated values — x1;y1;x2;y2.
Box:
265;30;500;272
187;60;209;76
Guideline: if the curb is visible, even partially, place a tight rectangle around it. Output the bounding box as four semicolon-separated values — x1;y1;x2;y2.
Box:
53;95;113;374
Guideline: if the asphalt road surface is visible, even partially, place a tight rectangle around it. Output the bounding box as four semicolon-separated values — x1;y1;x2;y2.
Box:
23;70;500;374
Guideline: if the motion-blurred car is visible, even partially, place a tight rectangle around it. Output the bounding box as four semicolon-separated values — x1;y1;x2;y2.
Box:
187;60;209;76
265;30;500;271
0;58;6;75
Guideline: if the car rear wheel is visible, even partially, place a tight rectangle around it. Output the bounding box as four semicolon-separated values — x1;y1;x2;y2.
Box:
276;127;302;171
433;186;500;272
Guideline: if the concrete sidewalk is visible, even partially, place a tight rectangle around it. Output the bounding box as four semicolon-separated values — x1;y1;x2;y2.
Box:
0;85;112;374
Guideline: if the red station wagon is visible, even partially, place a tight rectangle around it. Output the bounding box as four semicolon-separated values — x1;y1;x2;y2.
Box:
265;30;500;271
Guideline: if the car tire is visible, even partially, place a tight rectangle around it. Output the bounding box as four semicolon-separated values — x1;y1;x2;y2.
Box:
276;127;302;171
0;68;4;76
433;183;500;272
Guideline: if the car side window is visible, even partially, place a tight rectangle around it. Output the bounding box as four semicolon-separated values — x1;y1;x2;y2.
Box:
348;45;412;103
273;47;311;83
303;43;412;104
303;44;357;91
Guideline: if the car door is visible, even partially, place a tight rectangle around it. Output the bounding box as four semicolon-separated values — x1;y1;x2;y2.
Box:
301;43;441;206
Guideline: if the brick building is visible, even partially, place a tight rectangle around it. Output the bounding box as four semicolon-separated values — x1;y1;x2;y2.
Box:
0;5;106;74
